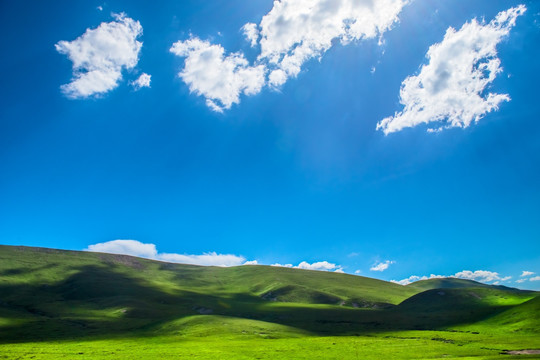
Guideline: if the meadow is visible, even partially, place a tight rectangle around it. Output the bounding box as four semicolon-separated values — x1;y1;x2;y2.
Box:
0;245;538;359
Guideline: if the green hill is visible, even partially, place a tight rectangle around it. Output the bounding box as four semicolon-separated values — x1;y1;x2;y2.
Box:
0;245;539;359
406;277;521;292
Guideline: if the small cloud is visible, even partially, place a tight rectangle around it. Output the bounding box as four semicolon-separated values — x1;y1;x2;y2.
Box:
370;260;395;272
243;260;258;265
500;276;512;281
516;279;527;284
530;276;540;282
354;270;362;275
347;252;359;258
241;23;259;47
130;73;151;90
271;260;343;272
85;239;248;267
521;271;535;277
453;270;501;283
97;5;103;11
334;268;345;273
56;13;143;99
297;261;338;271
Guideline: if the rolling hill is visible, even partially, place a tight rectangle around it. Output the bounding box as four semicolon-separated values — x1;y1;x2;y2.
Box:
0;245;538;359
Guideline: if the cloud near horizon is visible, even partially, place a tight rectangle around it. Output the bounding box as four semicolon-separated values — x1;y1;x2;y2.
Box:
85;239;248;267
377;5;526;134
271;260;344;272
171;0;408;111
56;13;143;98
392;270;509;285
370;260;395;272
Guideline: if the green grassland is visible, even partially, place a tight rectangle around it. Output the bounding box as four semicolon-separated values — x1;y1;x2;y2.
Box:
0;245;538;359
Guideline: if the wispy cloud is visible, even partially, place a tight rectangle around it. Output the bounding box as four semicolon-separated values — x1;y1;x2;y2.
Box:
530;276;540;282
56;13;143;98
521;270;535;277
85;239;248;267
370;260;395;272
377;5;526;134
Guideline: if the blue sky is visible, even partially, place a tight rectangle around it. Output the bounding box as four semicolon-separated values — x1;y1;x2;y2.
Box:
1;0;539;289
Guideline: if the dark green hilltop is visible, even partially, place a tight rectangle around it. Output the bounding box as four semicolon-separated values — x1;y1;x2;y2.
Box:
0;245;539;359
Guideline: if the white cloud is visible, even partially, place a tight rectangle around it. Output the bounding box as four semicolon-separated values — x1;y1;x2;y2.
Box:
453;270;501;282
530;276;540;282
158;252;245;267
334;268;345;273
56;13;143;98
243;260;259;265
516;279;527;284
258;0;408;84
86;239;157;258
521;271;535;277
297;261;337;271
391;274;445;285
392;270;507;285
271;263;293;268
354;270;362;274
85;239;248;267
170;38;266;112
130;73;151;90
370;260;395;272
171;0;408;110
377;5;526;134
242;23;259;47
270;260;343;272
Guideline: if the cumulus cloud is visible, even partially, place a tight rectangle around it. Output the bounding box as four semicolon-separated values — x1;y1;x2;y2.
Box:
85;239;248;267
242;23;259;47
130;73;151;90
521;271;535;277
516;278;527;284
271;263;293;268
258;0;408;84
271;260;343;272
297;261;338;271
170;38;266;112
377;5;526;134
56;13;143;98
86;239;157;258
243;260;259;265
171;0;408;110
530;276;540;282
370;260;395;272
391;270;507;285
354;270;362;275
391;274;445;285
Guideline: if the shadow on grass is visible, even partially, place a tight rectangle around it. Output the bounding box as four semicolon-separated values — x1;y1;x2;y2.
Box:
0;264;525;343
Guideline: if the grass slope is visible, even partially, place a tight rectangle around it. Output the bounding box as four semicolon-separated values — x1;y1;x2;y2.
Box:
0;245;538;359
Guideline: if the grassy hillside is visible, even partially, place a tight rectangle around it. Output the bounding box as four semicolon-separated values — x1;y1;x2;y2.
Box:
0;245;538;359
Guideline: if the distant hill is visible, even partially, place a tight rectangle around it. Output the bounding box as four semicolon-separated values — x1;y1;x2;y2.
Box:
0;245;538;343
406;278;522;292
